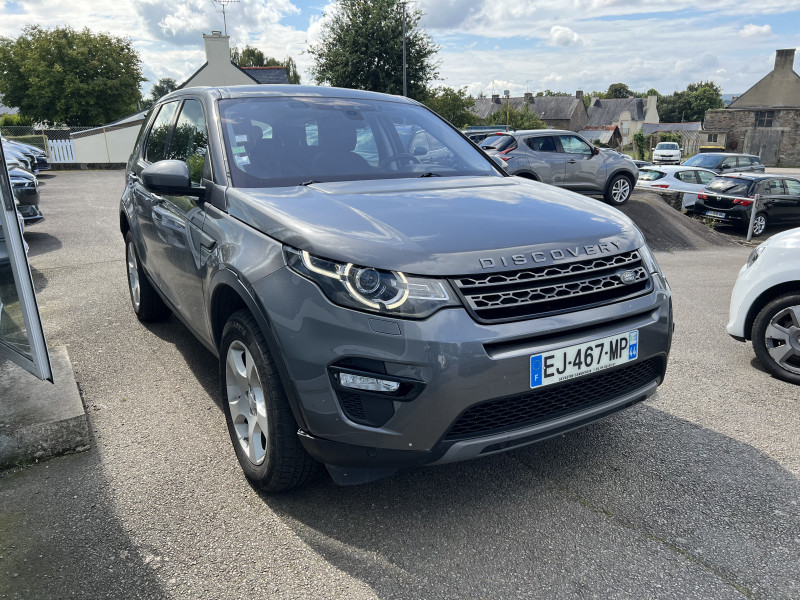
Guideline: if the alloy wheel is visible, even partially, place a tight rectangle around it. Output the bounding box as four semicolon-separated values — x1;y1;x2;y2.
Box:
611;178;630;203
126;241;140;311
752;214;767;236
763;304;800;376
225;340;269;465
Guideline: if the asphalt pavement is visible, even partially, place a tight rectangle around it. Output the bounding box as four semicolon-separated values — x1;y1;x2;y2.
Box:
0;171;798;599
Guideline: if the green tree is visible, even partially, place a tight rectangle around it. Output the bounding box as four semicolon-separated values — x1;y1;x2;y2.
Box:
632;130;649;160
308;0;439;100
606;83;634;98
0;25;144;125
231;45;301;84
141;77;178;110
486;104;546;130
423;86;478;127
658;81;723;123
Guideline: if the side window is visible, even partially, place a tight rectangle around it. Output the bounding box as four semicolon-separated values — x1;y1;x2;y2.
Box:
696;170;715;185
168;99;208;185
675;171;696;183
784;179;800;195
144;101;180;163
767;179;787;195
558;135;592;155
721;157;737;169
526;136;556;152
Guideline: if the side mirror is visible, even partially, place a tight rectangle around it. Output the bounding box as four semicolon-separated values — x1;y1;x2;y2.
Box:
142;160;205;198
412;146;428;157
593;146;600;155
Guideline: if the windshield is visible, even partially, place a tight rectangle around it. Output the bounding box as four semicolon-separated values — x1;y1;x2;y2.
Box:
706;177;752;196
656;143;679;150
218;96;501;188
479;135;515;151
683;154;721;168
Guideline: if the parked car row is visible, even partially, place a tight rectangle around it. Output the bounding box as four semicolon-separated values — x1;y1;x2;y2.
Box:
2;137;48;225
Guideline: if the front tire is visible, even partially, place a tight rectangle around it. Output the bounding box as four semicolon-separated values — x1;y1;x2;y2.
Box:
751;293;800;385
751;212;768;237
220;310;319;492
604;174;632;205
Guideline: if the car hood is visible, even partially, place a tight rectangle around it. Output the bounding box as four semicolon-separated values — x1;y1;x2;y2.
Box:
226;176;644;275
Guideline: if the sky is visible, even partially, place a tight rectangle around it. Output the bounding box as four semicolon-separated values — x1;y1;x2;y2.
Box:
1;0;799;100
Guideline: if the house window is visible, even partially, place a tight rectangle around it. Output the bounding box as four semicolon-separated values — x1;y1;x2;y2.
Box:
755;111;774;127
707;133;718;143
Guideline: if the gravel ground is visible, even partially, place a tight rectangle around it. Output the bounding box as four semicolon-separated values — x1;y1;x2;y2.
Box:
1;172;798;599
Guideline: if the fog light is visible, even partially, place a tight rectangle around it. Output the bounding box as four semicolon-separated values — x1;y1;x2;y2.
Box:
337;373;400;393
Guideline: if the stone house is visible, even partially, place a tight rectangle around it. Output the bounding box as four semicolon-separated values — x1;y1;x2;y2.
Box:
470;92;588;131
585;96;659;146
704;49;800;166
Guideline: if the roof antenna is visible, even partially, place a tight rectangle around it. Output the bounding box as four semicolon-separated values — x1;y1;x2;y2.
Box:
212;0;239;35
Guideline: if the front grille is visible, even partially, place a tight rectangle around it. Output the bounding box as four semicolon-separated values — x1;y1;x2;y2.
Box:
444;357;661;440
452;250;651;324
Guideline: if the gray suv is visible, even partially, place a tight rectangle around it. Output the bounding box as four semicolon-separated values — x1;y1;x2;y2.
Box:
479;130;639;205
121;86;672;491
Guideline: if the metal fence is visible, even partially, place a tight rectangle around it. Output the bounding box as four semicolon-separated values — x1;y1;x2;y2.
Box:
1;125;97;163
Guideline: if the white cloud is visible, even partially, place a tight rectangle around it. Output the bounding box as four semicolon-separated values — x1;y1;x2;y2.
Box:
547;26;584;47
739;24;772;38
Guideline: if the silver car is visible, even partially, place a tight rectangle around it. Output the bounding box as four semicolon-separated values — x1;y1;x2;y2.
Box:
636;165;717;211
480;130;638;205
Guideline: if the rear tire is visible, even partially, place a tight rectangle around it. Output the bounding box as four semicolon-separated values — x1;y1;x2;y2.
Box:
125;231;170;321
220;309;320;492
751;293;800;385
604;174;632;205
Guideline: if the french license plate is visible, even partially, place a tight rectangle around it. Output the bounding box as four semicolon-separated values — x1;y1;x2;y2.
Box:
706;210;726;218
530;330;639;388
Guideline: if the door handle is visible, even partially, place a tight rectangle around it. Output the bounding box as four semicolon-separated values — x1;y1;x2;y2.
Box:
567;159;577;164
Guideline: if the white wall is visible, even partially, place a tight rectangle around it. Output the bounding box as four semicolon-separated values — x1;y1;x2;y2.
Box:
72;124;141;163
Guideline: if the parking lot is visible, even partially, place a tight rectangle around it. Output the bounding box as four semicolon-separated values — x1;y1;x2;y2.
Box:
1;170;798;599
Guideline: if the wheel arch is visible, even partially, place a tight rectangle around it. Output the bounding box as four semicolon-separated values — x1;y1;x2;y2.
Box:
744;282;800;340
605;169;636;191
514;171;540;181
209;269;311;431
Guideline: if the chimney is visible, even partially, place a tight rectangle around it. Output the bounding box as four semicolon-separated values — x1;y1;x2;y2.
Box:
774;48;796;72
576;90;584;101
524;92;532;103
203;31;231;65
492;94;500;104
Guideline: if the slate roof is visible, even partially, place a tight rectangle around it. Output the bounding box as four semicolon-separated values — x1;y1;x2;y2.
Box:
471;96;582;122
641;122;702;135
240;67;289;84
586;97;645;127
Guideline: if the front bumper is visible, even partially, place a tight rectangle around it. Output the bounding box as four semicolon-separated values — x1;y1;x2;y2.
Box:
253;267;673;468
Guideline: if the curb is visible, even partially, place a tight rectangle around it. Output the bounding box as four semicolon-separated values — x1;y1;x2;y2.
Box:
0;346;90;468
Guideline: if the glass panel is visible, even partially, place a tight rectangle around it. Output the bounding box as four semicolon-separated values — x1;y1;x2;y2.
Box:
145;101;180;163
167;99;209;185
0;144;51;380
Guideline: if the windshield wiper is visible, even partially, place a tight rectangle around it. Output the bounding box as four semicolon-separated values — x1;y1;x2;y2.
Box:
300;180;321;186
419;172;441;178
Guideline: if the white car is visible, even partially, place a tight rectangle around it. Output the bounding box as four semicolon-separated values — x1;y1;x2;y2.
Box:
635;165;716;210
652;142;681;165
727;227;800;384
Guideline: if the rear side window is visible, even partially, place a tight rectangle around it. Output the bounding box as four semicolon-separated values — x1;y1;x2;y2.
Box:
696;170;715;184
706;177;752;196
145;101;180;163
675;171;698;183
525;136;556;152
638;170;666;181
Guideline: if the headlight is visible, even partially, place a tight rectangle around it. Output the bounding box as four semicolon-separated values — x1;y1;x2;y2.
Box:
746;244;766;268
284;247;461;318
638;244;662;274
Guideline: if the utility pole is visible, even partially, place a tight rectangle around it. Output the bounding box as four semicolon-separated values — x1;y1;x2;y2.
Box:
401;1;407;96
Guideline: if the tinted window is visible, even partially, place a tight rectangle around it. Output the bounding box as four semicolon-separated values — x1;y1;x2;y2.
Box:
168;99;208;184
525;136;556;152
145;101;180;163
480;135;515;151
706;177;752;196
638;169;666;181
762;179;787;195
219;97;499;187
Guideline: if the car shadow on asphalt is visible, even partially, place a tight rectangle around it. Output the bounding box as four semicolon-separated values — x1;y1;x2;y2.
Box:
265;405;799;599
23;231;62;258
